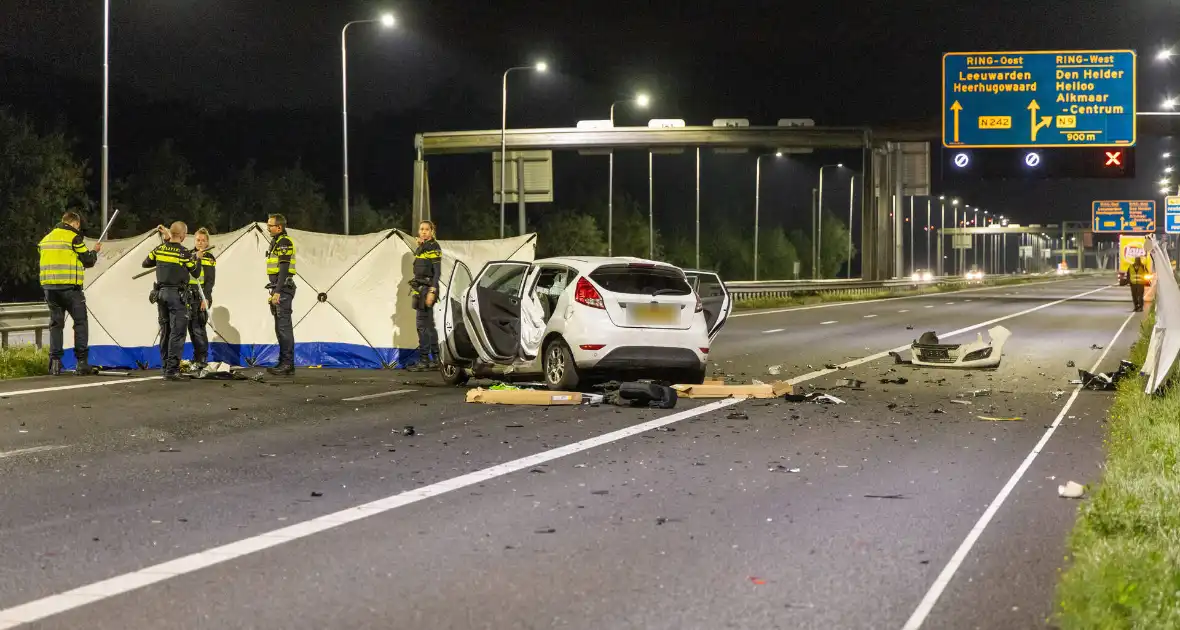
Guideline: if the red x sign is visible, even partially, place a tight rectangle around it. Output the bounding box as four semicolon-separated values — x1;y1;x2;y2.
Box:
1105;151;1122;166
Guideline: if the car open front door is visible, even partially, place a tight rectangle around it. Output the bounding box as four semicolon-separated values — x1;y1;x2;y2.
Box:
439;260;478;366
684;269;732;342
463;261;533;364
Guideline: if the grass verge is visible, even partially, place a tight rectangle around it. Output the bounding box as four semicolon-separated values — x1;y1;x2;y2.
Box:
734;274;1075;311
0;345;50;379
1055;310;1180;629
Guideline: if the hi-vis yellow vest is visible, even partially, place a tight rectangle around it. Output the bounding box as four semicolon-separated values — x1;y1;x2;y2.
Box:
38;227;86;287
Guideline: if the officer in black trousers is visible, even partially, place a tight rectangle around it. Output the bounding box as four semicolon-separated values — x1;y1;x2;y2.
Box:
408;220;442;372
186;227;217;369
143;222;202;381
265;214;297;376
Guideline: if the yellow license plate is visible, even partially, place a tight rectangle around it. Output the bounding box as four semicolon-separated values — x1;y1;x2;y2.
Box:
631;303;677;324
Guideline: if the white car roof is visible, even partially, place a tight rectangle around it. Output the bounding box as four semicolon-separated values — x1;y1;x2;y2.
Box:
532;256;679;273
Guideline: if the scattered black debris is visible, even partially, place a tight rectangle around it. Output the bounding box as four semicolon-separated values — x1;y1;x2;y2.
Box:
920;560;930;565
727;411;749;420
310;491;323;497
783;392;845;404
889;351;913;366
835;378;866;388
402;426;416;436
1066;360;1076;368
933;409;947;414
880;377;909;385
591;490;610;495
1079;360;1136;391
656;517;668;525
864;494;908;500
80;405;91;409
158;448;180;453
615;381;678;409
529;468;546;474
1091;344;1104;350
967;389;991;397
769;464;801;473
534;528;557;534
505;424;525;428
656;426;676;432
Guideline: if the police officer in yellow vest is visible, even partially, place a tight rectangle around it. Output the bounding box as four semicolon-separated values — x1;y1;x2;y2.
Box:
143;222;202;380
265;214;297;375
1129;256;1149;313
186;227;217;369
38;211;101;375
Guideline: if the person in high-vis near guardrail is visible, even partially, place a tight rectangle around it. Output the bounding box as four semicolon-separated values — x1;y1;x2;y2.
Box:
185;227;216;370
407;220;441;372
265;214;297;376
1129;256;1149;313
143;222;202;381
38;211;102;376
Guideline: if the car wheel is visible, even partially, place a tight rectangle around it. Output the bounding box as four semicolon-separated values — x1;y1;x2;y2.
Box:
676;366;707;385
543;339;581;391
440;362;469;387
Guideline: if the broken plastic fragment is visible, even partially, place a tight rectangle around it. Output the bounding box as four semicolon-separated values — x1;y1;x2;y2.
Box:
1058;481;1086;499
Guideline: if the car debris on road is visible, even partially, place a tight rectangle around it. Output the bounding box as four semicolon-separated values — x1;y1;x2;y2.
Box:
1058;481;1086;499
907;326;1011;369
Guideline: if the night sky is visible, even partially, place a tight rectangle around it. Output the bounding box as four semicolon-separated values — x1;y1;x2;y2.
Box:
2;0;1179;229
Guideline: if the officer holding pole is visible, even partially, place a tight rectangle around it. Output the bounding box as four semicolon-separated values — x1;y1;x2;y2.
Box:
38;211;102;375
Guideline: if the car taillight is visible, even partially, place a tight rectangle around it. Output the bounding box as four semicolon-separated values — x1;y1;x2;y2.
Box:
574;277;605;309
700;347;709;354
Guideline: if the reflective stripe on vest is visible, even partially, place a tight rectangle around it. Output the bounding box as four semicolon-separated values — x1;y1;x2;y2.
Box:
38;228;85;286
266;234;297;275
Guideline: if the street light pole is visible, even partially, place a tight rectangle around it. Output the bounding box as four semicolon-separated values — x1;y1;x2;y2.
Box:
607;94;649;256
926;198;931;271
341;14;394;235
500;62;547;238
847;174;856;279
816;164;842;279
753;152;780;280
101;0;110;228
939;197;945;276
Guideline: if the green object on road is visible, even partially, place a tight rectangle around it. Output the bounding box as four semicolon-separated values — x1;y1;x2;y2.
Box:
1056;309;1180;629
489;383;520;391
0;346;49;380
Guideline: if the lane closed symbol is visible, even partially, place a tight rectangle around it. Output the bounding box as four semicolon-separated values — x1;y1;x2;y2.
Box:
954;153;970;168
1025;152;1041;167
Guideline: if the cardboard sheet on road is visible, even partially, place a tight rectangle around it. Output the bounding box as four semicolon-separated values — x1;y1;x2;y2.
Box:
672;381;793;399
465;388;585;406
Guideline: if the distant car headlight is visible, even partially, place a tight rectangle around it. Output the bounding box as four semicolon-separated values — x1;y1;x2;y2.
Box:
911;273;921;282
922;272;933;282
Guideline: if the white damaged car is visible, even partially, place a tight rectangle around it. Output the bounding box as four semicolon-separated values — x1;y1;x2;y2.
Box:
437;257;732;390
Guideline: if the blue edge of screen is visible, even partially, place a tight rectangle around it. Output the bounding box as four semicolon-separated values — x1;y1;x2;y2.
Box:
59;343;420;371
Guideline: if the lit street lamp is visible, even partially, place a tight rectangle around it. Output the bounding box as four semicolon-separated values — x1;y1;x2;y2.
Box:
500;61;548;237
753;151;782;281
846;174;858;279
341;12;396;235
815;163;844;279
607;93;650;255
1158;47;1175;62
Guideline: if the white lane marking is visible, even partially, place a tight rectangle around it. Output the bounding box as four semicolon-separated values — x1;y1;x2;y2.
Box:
761;328;785;334
900;310;1135;630
945;302;955;305
0;377;163;399
729;278;1078;319
898;309;910;313
0;283;1116;628
863;314;878;319
0;445;69;460
341;389;416;402
924;305;934;308
0;397;743;629
784;285;1110;386
820;321;837;325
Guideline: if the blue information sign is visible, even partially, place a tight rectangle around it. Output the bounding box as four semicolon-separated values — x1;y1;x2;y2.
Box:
1166;196;1180;234
1092;200;1155;233
943;50;1137;148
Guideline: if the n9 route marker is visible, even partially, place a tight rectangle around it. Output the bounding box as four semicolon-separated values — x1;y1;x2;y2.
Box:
943;50;1136;148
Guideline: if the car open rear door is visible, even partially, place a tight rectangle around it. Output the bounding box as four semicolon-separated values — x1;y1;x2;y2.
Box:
439;260;479;365
684;269;732;342
464;261;533;364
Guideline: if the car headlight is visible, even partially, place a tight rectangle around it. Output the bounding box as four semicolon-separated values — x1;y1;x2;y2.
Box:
923;272;933;281
911;273;921;281
962;347;994;362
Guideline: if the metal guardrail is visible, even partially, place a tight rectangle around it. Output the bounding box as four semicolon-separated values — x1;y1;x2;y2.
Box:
0;271;1098;347
0;302;51;348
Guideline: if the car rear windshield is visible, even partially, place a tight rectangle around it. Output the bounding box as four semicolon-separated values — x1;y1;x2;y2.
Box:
589;264;692;296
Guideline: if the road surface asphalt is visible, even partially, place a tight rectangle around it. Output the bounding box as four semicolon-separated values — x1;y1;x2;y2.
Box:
0;276;1141;629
